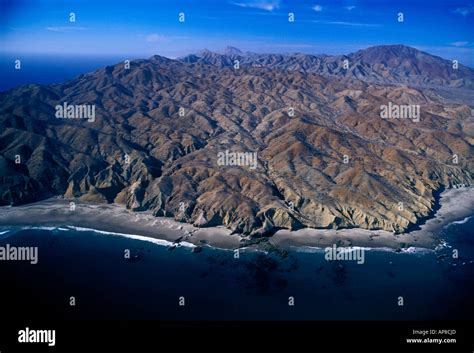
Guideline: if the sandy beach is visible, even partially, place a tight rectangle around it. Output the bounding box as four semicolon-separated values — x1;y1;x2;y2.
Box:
0;199;242;249
0;187;473;251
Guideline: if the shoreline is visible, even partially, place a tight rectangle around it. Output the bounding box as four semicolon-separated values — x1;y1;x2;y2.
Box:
0;187;473;251
271;187;474;251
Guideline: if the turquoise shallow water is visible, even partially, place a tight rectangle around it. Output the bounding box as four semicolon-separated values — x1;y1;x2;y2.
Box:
0;217;473;320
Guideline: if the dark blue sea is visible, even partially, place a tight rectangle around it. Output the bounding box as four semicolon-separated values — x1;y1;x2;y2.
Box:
1;217;473;321
0;54;127;92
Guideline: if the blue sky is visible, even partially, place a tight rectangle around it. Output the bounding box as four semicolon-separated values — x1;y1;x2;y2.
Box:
1;0;474;65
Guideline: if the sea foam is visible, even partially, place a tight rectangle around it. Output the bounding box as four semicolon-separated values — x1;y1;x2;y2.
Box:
12;225;196;248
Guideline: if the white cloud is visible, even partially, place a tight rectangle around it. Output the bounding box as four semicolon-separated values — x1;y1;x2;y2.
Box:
46;26;88;32
454;5;474;16
450;41;469;47
312;4;323;12
345;6;356;11
232;0;280;11
146;33;164;42
309;20;380;27
143;34;190;43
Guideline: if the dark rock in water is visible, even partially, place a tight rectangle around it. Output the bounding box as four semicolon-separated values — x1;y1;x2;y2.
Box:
329;262;347;286
192;246;203;253
125;248;143;262
335;262;345;272
261;241;289;259
168;245;177;251
125;254;142;262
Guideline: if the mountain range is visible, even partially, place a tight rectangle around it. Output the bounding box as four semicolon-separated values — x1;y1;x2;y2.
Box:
181;45;474;89
1;45;473;235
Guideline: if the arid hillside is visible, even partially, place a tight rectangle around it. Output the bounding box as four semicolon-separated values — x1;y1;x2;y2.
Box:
1;45;473;234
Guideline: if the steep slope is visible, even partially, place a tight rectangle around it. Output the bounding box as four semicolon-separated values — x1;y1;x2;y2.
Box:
1;49;473;235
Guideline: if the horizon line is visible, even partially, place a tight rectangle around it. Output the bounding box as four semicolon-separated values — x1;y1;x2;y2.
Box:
3;43;473;69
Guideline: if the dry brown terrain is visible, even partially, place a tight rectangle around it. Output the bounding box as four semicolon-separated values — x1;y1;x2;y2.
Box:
0;45;473;235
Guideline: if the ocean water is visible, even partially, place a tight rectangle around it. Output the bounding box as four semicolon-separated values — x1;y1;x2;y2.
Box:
0;217;473;320
0;54;127;92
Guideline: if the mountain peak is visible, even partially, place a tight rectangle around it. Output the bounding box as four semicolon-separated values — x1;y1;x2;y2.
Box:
373;44;420;53
350;44;423;59
149;54;174;63
223;46;243;56
196;48;213;57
